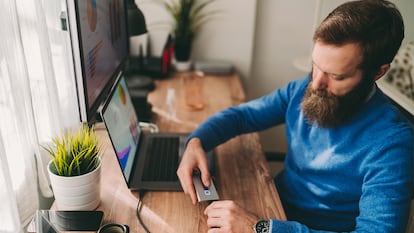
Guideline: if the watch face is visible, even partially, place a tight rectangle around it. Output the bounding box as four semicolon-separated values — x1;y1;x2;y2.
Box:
255;220;269;233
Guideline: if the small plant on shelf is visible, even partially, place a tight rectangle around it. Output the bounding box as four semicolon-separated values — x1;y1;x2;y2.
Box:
154;0;220;63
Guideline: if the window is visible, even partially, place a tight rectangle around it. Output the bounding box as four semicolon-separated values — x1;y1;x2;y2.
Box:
0;0;80;230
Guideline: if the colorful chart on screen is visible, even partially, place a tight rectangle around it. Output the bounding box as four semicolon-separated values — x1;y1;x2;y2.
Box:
87;0;97;32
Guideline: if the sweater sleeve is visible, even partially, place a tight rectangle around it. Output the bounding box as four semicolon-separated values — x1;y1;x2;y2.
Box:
270;219;338;233
186;78;302;152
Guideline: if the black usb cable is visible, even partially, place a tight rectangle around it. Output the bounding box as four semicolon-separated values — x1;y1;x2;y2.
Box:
136;190;151;233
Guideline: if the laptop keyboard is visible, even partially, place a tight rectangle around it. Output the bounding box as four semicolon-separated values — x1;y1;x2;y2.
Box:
142;137;179;182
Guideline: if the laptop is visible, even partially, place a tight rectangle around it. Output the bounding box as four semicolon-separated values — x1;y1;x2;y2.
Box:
100;71;213;191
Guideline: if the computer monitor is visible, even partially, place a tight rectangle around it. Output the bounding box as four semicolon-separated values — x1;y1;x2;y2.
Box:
66;0;129;122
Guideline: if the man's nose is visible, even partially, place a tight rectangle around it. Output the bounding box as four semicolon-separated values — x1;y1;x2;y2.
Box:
311;71;328;90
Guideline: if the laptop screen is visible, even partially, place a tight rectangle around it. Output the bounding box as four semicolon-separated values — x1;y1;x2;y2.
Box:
101;74;141;181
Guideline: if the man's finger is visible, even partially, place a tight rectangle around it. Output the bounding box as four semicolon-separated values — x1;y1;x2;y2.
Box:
177;169;197;205
199;161;211;187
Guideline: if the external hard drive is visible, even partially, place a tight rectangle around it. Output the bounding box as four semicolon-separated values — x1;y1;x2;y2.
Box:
192;171;219;202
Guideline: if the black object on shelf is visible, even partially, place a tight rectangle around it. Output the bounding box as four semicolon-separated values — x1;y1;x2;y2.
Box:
127;0;147;36
125;34;174;80
125;65;155;91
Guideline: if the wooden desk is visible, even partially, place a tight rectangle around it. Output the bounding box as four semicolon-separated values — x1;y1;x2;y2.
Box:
94;72;286;232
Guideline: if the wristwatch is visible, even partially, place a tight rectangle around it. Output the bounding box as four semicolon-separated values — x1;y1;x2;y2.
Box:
253;219;270;233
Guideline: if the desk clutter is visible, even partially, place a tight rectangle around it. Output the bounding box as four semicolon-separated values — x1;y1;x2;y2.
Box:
125;33;234;79
125;34;173;79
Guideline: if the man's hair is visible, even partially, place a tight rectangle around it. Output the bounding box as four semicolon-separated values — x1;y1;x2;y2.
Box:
313;0;404;74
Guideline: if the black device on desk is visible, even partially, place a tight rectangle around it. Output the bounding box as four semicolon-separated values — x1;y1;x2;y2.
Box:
36;210;103;232
35;211;58;233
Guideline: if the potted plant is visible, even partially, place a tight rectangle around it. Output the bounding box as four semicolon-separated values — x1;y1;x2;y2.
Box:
42;124;102;210
155;0;219;70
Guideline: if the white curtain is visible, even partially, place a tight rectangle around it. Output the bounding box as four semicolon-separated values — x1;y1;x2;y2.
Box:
0;0;80;231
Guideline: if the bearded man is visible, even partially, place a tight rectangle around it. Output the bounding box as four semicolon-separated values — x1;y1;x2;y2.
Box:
177;0;414;232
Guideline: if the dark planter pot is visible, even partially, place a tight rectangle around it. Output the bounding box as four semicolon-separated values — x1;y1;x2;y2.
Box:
174;37;193;62
174;43;192;61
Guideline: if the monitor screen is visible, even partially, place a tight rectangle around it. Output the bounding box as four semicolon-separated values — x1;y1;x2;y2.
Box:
67;0;129;122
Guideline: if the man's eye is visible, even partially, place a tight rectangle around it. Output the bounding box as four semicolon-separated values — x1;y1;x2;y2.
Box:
331;75;345;81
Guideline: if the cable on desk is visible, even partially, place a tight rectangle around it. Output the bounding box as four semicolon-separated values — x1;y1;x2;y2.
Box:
136;191;151;233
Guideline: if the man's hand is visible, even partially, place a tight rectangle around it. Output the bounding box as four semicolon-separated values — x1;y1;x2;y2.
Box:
204;200;260;233
176;138;211;205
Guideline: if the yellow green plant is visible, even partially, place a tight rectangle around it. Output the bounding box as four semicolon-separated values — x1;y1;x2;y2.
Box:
42;125;101;177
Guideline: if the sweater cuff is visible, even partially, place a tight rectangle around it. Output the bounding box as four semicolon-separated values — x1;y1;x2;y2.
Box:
269;219;301;233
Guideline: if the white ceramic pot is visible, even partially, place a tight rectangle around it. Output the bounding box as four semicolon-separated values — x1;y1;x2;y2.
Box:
48;159;101;210
175;60;192;71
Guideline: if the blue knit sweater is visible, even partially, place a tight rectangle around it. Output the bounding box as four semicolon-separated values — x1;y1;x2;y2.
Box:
188;75;414;232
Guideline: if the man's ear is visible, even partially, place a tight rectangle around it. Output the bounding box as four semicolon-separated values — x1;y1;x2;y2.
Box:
374;64;390;81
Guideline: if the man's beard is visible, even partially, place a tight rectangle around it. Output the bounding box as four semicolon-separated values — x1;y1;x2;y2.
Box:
301;73;374;128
